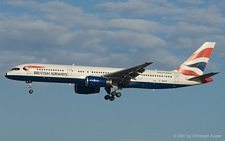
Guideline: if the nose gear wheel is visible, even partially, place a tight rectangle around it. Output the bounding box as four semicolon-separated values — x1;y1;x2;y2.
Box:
27;81;33;94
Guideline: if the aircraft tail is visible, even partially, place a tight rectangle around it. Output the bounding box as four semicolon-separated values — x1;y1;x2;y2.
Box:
176;42;216;77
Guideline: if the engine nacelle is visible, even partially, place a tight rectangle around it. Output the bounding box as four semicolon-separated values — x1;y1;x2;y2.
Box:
74;84;100;94
85;76;112;87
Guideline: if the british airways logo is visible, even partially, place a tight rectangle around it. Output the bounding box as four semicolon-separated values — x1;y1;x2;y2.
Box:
23;65;68;76
34;71;67;76
23;66;45;71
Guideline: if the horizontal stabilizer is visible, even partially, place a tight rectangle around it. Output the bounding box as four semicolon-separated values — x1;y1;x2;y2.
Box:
188;72;219;81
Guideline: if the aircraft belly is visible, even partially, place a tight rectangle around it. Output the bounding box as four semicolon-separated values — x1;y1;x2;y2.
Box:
6;75;85;84
127;81;190;89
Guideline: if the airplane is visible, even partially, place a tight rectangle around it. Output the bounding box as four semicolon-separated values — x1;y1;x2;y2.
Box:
5;42;219;101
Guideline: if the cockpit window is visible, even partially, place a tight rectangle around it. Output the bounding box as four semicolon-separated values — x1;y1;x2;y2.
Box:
10;68;20;71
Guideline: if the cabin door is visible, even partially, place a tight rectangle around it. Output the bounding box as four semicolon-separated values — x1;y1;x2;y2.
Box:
174;73;179;82
67;67;72;76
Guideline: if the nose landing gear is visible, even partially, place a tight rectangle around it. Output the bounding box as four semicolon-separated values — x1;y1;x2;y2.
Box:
29;89;33;94
27;81;33;94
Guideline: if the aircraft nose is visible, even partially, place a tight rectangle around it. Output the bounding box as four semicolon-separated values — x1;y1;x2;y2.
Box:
5;72;9;78
5;72;14;79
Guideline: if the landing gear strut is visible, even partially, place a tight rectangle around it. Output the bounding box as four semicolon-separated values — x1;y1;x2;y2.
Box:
27;81;33;94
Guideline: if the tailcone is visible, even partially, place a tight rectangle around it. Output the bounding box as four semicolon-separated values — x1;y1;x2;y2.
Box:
201;77;213;83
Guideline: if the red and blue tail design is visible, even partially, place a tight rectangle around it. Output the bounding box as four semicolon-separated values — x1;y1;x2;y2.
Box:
176;42;216;77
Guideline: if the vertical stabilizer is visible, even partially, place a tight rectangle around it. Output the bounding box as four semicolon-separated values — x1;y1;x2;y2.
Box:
176;42;216;77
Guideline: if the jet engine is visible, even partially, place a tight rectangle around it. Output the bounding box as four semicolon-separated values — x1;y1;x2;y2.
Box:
85;76;112;87
74;84;100;94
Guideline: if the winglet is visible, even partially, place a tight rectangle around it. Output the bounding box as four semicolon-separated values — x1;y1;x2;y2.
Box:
137;62;153;73
145;62;153;64
144;62;153;66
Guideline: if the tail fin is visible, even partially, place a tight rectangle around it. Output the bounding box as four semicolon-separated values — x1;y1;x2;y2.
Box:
176;42;216;77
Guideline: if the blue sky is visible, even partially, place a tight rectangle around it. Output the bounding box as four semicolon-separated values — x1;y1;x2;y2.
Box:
0;0;224;141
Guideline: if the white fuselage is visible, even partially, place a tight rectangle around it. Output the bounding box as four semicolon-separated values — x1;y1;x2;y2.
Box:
5;63;201;90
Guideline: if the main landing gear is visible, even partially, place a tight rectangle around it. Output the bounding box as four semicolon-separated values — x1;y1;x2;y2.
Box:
27;81;33;94
104;91;122;101
104;85;122;101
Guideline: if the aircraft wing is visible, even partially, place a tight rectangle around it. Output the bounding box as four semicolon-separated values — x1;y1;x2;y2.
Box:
188;72;219;81
103;62;153;86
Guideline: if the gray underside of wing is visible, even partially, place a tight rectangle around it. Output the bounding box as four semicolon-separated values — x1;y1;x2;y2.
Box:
103;62;153;85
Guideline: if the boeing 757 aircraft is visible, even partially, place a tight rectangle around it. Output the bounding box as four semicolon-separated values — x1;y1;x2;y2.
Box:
5;42;219;101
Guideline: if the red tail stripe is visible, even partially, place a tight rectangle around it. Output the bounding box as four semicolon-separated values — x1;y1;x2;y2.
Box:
177;67;200;76
187;48;213;61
